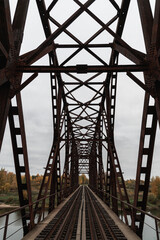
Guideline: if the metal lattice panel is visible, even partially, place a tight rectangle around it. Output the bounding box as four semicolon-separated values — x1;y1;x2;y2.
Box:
0;0;160;238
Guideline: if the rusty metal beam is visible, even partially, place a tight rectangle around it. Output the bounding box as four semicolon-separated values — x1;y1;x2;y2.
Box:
137;0;153;52
113;43;145;64
25;0;95;65
17;64;148;73
1;1;160;238
0;82;10;150
133;93;157;237
0;0;13;59
12;0;30;54
8;94;34;234
0;0;12;149
151;0;160;50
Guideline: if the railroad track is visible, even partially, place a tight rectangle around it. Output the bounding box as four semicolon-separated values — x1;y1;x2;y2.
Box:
35;187;82;240
85;187;127;240
35;186;127;239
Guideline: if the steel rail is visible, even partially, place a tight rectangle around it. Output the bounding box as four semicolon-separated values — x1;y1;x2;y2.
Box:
53;187;82;240
85;187;127;240
35;187;82;239
85;187;108;239
93;186;160;238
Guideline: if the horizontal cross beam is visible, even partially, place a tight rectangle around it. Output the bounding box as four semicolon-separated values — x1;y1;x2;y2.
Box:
17;64;148;73
60;138;107;142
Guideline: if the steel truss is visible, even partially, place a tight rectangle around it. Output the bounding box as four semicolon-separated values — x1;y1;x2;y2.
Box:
0;0;160;238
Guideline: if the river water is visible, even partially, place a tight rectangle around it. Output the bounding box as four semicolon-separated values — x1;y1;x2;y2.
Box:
0;209;23;240
142;214;160;240
0;209;159;239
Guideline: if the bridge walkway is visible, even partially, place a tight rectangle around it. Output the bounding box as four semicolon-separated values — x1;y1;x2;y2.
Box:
22;186;140;240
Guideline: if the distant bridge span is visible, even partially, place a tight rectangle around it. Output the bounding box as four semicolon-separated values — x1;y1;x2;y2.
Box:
0;0;160;239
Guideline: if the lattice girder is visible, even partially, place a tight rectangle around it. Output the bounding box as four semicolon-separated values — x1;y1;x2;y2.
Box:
1;0;160;237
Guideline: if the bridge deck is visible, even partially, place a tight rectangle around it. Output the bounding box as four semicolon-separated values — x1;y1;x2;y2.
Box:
23;186;140;240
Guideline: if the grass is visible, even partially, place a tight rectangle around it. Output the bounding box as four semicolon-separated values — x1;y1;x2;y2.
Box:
1;188;160;218
0;191;20;205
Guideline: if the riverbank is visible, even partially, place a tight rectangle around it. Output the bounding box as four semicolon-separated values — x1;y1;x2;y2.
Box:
0;203;19;209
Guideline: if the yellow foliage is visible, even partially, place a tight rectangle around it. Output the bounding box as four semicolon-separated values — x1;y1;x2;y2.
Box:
0;169;44;193
79;174;89;185
23;190;28;200
150;176;160;198
3;183;10;193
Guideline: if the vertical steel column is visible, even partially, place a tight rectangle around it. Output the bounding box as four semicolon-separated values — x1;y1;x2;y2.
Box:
105;154;111;206
97;118;105;200
0;0;12;150
133;2;160;236
70;140;79;188
34;110;65;220
133;93;157;236
102;111;118;214
62;117;71;198
0;83;11;150
48;58;59;211
8;93;33;234
103;0;130;210
104;83;131;223
0;1;32;235
89;141;97;191
49;84;63;209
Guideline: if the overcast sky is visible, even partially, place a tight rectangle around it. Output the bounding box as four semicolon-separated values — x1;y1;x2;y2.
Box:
1;0;159;180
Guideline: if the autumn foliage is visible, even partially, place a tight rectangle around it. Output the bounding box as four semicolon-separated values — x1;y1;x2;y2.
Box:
0;168;43;194
150;176;160;199
79;174;89;185
0;168;90;194
0;168;17;193
1;168;160;205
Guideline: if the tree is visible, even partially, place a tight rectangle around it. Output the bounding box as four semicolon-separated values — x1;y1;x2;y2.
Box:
0;168;7;192
150;176;160;199
79;174;89;185
3;183;10;193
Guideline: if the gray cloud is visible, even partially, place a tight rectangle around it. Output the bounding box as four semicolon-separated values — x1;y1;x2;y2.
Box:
1;1;159;182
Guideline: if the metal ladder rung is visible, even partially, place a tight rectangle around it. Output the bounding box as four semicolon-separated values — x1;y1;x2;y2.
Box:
116;172;122;177
17;148;23;154
140;167;147;174
21;183;28;190
137;201;143;207
145;128;152;135
124;208;131;215
138;184;145;191
15;128;21;135
46;173;50;176
143;148;149;155
23;199;29;205
11;106;19;115
19;166;26;172
147;106;156;114
135;214;143;222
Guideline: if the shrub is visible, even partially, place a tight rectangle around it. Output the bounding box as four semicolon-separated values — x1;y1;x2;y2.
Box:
148;193;157;204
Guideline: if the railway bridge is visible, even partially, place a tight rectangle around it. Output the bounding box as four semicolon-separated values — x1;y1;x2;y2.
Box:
0;0;160;239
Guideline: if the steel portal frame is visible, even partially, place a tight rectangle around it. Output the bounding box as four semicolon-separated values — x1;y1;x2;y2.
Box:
0;0;160;237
